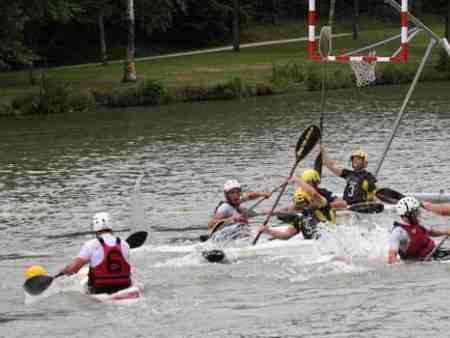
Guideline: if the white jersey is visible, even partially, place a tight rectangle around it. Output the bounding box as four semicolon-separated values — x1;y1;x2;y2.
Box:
78;233;131;268
388;223;433;253
216;202;237;218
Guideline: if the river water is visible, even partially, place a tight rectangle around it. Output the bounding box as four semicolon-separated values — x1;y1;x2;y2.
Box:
1;82;450;337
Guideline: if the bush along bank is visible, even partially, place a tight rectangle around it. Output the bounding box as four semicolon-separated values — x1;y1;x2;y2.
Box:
2;77;275;116
2;49;450;116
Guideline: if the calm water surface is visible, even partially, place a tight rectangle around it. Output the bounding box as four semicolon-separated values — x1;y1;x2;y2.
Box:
1;82;450;337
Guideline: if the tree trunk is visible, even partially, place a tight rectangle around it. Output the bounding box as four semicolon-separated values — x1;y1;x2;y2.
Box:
328;0;336;28
122;0;137;82
352;0;359;40
446;0;450;40
98;9;108;65
232;0;240;52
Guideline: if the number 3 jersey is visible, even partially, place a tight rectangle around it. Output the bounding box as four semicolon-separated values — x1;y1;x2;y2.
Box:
341;169;377;205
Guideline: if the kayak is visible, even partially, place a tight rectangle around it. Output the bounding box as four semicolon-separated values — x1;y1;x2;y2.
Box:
202;223;326;263
80;276;143;304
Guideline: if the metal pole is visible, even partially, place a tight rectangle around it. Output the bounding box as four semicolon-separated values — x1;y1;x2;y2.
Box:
384;0;450;56
344;28;420;57
374;38;437;176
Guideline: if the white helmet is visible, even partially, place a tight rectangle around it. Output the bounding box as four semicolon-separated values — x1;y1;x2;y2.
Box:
223;179;241;193
92;212;112;232
396;197;421;217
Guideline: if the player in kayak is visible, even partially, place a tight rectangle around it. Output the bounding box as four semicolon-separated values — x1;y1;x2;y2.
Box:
59;212;134;294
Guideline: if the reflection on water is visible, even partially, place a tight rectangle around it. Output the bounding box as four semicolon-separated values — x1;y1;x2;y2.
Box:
1;82;450;337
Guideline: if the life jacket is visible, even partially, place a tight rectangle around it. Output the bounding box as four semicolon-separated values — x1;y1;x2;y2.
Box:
315;187;336;224
278;211;320;240
214;200;249;224
342;170;377;205
393;221;435;260
88;237;131;291
214;200;242;214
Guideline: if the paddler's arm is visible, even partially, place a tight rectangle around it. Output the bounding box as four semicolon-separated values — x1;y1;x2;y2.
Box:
257;224;298;240
320;145;343;177
423;202;450;217
428;227;450;237
208;213;231;232
330;199;347;209
294;178;327;209
61;257;88;275
257;206;290;216
388;248;398;264
241;191;272;203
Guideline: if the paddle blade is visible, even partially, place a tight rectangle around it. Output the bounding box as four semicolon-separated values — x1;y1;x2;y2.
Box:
199;234;209;242
348;202;384;214
202;249;225;263
126;231;148;249
314;152;323;178
296;125;321;162
375;188;405;204
23;275;55;296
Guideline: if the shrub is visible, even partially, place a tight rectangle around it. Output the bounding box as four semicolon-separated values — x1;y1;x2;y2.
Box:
35;79;74;114
254;83;275;96
272;62;304;84
11;94;38;114
212;77;244;99
105;88;140;107
0;103;13;116
435;48;450;78
304;67;322;91
68;91;96;111
139;79;167;105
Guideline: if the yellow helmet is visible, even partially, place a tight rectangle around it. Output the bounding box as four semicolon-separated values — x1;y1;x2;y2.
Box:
301;169;321;183
350;149;368;162
24;265;48;280
292;189;310;205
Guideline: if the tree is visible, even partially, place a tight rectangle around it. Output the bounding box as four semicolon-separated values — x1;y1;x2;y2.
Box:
329;0;336;31
352;0;359;40
0;0;81;70
232;0;240;51
122;0;136;82
447;0;450;40
97;8;108;65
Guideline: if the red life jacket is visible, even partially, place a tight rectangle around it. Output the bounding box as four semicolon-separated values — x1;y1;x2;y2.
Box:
394;221;435;260
89;237;131;290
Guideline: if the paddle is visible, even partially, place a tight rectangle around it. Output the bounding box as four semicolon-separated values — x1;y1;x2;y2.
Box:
200;183;285;242
252;125;321;245
23;231;148;296
375;188;405;204
347;202;384;214
202;249;225;263
125;231;148;249
424;235;449;262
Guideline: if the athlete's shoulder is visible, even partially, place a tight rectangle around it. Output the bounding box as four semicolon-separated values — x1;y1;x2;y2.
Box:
216;202;234;213
340;168;354;178
364;170;377;181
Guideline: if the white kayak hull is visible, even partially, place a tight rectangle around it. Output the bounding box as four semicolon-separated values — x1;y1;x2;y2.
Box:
79;274;143;304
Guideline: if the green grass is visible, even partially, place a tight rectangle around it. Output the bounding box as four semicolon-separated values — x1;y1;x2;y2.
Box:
0;16;448;106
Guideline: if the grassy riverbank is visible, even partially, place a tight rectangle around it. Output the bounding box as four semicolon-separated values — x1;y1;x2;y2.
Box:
1;16;449;115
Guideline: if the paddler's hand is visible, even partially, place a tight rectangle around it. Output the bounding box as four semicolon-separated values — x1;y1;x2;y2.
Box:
257;224;269;234
260;192;272;199
287;175;300;186
232;213;248;224
60;266;72;276
422;202;432;211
